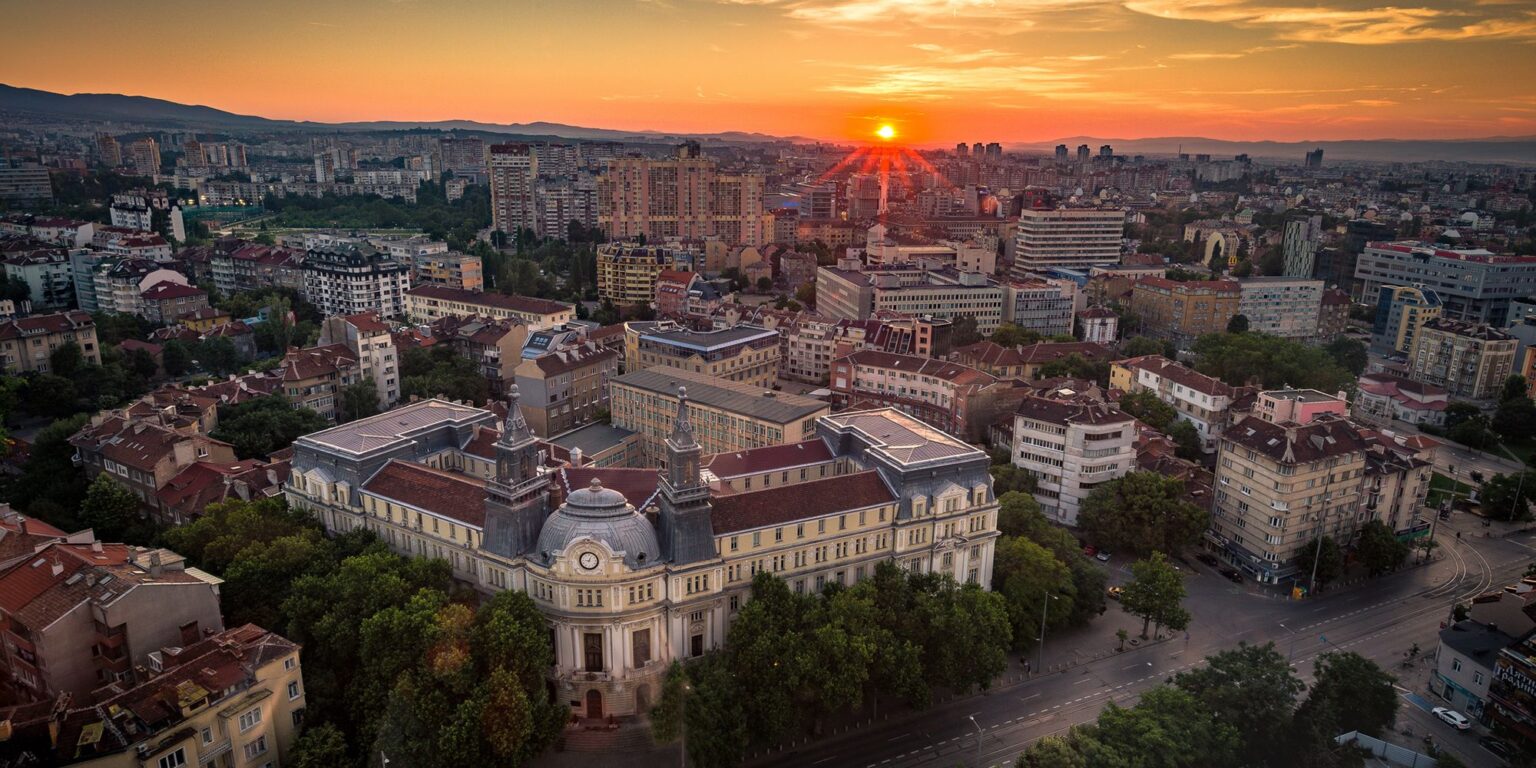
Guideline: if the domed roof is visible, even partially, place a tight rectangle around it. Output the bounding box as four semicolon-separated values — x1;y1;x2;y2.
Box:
536;478;662;569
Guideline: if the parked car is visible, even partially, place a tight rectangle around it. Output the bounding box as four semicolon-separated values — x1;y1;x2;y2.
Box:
1083;545;1097;557
1479;736;1513;761
1433;707;1472;730
1096;551;1112;562
1107;586;1123;600
1196;553;1220;568
1220;568;1244;583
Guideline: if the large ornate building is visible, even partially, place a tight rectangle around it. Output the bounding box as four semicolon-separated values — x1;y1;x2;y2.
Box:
285;393;1000;719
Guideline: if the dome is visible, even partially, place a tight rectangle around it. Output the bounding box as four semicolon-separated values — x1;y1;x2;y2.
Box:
535;478;662;569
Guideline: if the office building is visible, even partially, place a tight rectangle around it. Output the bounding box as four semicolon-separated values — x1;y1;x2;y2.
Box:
1370;285;1443;354
817;263;1006;334
302;242;411;318
1355;242;1536;327
1305;148;1324;168
1408;319;1517;400
1012;207;1125;274
1281;215;1324;278
624;321;781;388
1010;396;1136;526
1237;277;1324;340
0;310;101;374
490;143;539;236
406;284;574;328
597;142;765;246
1127;277;1242;346
610;367;829;463
1002;278;1076;337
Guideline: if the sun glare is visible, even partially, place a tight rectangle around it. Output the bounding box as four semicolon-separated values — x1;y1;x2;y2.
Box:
875;124;896;141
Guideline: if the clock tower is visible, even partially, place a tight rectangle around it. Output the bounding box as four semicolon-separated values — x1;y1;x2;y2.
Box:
483;385;552;557
657;387;715;564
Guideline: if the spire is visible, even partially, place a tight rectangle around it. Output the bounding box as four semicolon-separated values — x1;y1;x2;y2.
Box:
501;384;532;445
669;386;697;448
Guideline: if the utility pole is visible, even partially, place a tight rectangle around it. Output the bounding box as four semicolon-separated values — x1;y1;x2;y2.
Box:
1037;593;1059;673
968;715;983;768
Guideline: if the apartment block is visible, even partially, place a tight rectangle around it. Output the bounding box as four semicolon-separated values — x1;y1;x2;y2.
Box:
1353;373;1449;426
210;243;306;295
830;349;1008;440
139;280;210;325
0;246;74;308
1408;319;1517;400
953;340;1113;382
597;141;765;246
1110;355;1246;452
1128;277;1241;346
1011;396;1136;526
432;315;531;397
320;312;400;409
597;242;689;309
1237;277;1323;340
624;321;781;389
302;243;410;318
69;410;239;516
1371;285;1443;355
610;367;829;464
0;310;100;374
1011;206;1125;274
1253;389;1348;425
490;143;539;236
405;284;574;328
410;250;484;292
278;344;363;421
514;342;620;437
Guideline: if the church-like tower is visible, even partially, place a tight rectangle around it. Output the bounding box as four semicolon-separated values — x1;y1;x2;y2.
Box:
483;385;552;557
656;386;715;564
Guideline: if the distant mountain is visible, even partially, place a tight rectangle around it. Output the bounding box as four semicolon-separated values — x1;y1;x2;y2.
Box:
1016;135;1536;164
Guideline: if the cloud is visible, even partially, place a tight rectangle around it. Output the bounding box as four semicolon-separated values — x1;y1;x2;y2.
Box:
1165;43;1299;58
821;62;1092;99
722;0;1105;33
1123;0;1536;44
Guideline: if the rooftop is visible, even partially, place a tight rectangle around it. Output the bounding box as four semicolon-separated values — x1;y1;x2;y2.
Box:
1223;414;1371;464
408;284;573;316
704;439;836;478
638;323;779;353
820;408;984;466
841;349;997;386
548;421;638;458
710;471;895;535
361;460;487;528
298;398;494;455
613;368;828;424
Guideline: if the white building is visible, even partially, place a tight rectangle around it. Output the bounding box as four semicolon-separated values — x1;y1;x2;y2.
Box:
1076;307;1119;344
301;243;410;318
1111;355;1243;452
1237;277;1324;340
1011;396;1136;525
1011;207;1125;275
320;312;401;409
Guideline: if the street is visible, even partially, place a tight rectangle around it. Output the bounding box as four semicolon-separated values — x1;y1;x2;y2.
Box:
752;513;1536;768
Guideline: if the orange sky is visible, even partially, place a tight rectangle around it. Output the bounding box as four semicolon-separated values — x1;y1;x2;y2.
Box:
4;0;1535;143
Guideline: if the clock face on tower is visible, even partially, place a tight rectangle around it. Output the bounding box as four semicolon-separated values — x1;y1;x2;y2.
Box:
579;552;600;571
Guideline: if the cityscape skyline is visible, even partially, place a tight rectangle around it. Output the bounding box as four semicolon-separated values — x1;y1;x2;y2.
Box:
3;0;1535;144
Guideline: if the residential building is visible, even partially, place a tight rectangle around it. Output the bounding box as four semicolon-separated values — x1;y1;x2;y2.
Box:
1353;373;1449;426
414;250;484;292
1253;389;1348;425
1077;306;1118;343
1002;278;1076;337
1490;632;1536;750
1011;396;1136;525
952;340;1113;382
1371;285;1443;355
655;269;701;317
435;315;531;396
126;137;161;176
0;310;100;374
779;315;952;385
0;246;74;308
320;312;400;409
439;136;487;180
830;349;1012;440
211;243;306;295
0;506;67;571
69;410;238;516
1433;621;1515;725
302;242;410;318
1359;428;1434;535
1408;319;1517;400
1;624;305;768
537;176;599;237
1111;355;1246;452
1354;242;1536;326
406;284;574;328
598;242;689;309
816;263;1006;333
1237;277;1324;340
611;367;829;463
1318;288;1351;340
1128;277;1242;346
138;280;210;324
157;457;291;525
0;162;53;203
514;342;620;437
1209;415;1370;584
490;143;539;236
0;538;224;704
98;259;187;316
625;322;781;388
176;306;233;332
1011;206;1125;274
279;344;362;421
1281;215;1324;279
598;141;765;246
286;397;997;718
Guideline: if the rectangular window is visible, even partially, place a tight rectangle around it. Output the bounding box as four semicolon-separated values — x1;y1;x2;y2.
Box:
288;681;301;700
242;736;268;761
632;629;651;666
584;633;604;672
239;708;262;732
158;749;187;768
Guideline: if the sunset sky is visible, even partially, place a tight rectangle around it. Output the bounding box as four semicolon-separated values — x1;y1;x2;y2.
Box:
4;0;1535;143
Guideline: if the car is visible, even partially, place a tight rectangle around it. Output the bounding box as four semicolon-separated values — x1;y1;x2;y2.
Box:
1479;737;1514;761
1107;586;1123;600
1082;545;1097;556
1196;553;1220;568
1096;551;1112;562
1220;568;1244;583
1433;707;1472;730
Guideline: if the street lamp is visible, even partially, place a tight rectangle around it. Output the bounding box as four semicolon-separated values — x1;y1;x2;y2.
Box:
680;681;692;768
1037;593;1060;674
968;714;983;768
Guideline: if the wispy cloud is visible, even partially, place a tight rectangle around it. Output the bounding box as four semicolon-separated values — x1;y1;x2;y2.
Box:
821;62;1092;99
1123;0;1536;44
722;0;1105;33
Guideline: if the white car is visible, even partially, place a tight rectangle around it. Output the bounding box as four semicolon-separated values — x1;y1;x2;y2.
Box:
1433;707;1472;730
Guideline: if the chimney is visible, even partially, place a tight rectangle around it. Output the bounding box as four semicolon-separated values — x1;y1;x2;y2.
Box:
570;446;584;466
91;541;103;553
148;551;163;578
50;558;63;577
17;514;26;535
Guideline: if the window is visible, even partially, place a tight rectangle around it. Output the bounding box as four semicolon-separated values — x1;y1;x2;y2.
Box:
584;633;604;672
633;629;652;666
238;708;262;732
200;727;213;745
1451;658;1463;672
242;736;268;761
1474;671;1484;685
158;749;187;768
288;681;301;700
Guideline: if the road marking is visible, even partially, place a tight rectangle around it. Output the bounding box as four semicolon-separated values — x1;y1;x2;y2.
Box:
1021;693;1040;701
1121;663;1142;670
1073;678;1092;685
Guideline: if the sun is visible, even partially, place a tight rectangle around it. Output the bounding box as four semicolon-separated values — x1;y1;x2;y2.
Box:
875;124;896;141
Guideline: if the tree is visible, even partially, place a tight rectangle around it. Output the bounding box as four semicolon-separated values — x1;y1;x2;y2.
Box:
1017;686;1239;768
125;347;159;381
210;396;331;459
755;276;773;293
649;662;688;744
992;323;1042;347
1174;643;1303;767
1448;415;1497;450
998;491;1046;538
1191;332;1353;392
1493;396;1536;439
1294;651;1398;740
682;654;749;768
794;281;816;309
990;463;1037;495
50;341;85;378
993;537;1074;651
27;373;79;417
1077;472;1210;556
198;336;242;375
1231;260;1254;278
1293;536;1345;592
3;413;90;524
1324;337;1369;377
162;339;193;377
339;379;381;423
1443;401;1482;430
1502;374;1529;404
1118;390;1176;431
400;346;491;405
1118;335;1171;358
1354;520;1408;575
1481;471;1536;522
1036;354;1110;386
79;474;148;542
952;316;982;346
221;530;339;628
1168;420;1204;461
1120;552;1189;639
287;724;349;768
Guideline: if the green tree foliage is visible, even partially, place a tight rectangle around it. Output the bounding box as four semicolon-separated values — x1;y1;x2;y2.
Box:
996;492;1107;627
994;537;1074;651
1354;520;1408;575
1293;652;1398;741
649;662;688;744
992;323;1043;347
197;336;243;375
1447;414;1497;450
263;182;490;250
1227;314;1250;333
1017;686;1240;768
990;462;1037;495
1442;401;1482;430
339;379;382;423
1502;374;1529;404
400;346;491;404
1036;353;1111;386
1324;337;1369;377
1191;332;1353;392
1294;536;1345;592
1481;470;1536;522
1120;552;1190;639
210;395;331;459
286;723;349;768
1173;643;1304;767
50;340;85;378
1118;335;1174;359
1118;390;1176;431
1077;472;1210;556
951;315;982;346
1168;420;1204;461
79;473;152;543
0;413;90;524
162;339;193;377
27;373;80;417
1493;395;1536;439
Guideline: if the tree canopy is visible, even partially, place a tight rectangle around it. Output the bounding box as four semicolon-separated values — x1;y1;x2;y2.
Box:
1120;552;1189;639
1190;332;1353;392
1077;472;1209;556
210;395;331;459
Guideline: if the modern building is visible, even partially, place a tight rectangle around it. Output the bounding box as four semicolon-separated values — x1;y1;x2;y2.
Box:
1010;396;1136;526
1371;285;1443;355
1002;278;1076;337
405;284;574;328
210;243;306;295
597;242;689;310
490;143;539;236
611;366;828;462
302;242;411;318
830;349;1009;440
0;539;224;704
320;312;400;410
1433;621;1516;725
1353;373;1449;426
0;162;54;203
1237;277;1324;340
1253;389;1348;425
1011;206;1125;274
439;136;488;180
597;141;765;246
1281;215;1324;279
625;322;782;389
286;397;998;719
1354;242;1536;327
1111;355;1245;452
537;176;599;238
98;258;187;317
1128;277;1242;346
1209;415;1369;584
1490;632;1536;750
816;263;1006;334
413;250;485;292
1407;319;1517;400
126;138;161;176
514;342;620;437
0;310;101;374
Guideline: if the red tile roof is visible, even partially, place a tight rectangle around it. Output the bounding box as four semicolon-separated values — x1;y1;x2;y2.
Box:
704;439;835;478
362;460;487;527
140;281;205;301
0;310;94;341
1117;355;1236;398
408;284;572;316
342;312;390;333
710;471;894;535
841;349;996;386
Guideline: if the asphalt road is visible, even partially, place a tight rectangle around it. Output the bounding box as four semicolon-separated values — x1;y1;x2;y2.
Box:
753;516;1536;768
